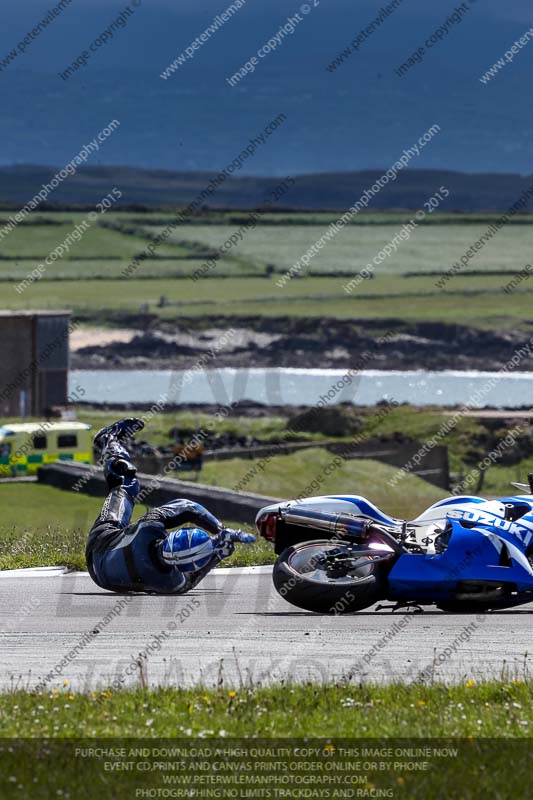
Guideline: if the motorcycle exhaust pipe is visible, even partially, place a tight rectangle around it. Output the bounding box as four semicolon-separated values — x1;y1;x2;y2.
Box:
280;506;403;552
281;507;370;537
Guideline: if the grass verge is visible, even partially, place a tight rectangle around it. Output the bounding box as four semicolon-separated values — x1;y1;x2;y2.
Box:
0;684;530;798
0;681;531;737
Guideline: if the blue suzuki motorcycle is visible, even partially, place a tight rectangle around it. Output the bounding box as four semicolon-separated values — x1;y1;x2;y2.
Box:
256;480;533;613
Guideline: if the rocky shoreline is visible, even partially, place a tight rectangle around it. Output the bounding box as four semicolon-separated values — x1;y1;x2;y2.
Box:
71;316;533;373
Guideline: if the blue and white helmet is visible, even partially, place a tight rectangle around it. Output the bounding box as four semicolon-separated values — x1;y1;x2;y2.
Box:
160;527;214;572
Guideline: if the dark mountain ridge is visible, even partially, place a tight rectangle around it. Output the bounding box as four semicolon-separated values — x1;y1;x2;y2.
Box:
2;166;533;212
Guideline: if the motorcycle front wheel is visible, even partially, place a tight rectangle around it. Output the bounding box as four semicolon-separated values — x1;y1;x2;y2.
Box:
272;539;392;614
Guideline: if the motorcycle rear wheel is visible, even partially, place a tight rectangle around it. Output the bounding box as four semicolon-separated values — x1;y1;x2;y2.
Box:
272;540;390;614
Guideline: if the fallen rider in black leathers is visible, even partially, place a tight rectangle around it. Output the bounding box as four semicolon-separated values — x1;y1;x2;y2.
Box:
86;418;255;594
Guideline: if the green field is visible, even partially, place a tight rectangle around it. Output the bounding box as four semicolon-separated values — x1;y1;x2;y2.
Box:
2;211;531;278
4;273;533;329
160;220;533;275
0;258;224;281
0;223;174;258
1;211;533;330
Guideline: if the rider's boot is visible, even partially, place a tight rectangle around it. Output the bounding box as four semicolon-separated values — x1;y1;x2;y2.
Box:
94;417;144;497
93;417;144;453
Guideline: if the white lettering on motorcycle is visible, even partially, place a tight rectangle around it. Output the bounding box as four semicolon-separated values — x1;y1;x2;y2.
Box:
447;508;533;546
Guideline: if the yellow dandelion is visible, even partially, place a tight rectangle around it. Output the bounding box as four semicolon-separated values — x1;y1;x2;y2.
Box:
417;700;426;706
465;679;476;688
324;744;335;752
68;695;75;701
63;680;69;686
228;691;236;698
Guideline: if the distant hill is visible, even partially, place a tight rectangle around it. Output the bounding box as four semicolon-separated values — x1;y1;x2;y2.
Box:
1;166;532;212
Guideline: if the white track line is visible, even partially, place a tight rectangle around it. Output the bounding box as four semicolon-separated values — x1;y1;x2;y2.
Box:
214;565;272;575
0;565;273;579
0;566;69;578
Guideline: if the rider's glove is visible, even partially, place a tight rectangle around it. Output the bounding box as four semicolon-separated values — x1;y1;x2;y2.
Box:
214;528;256;560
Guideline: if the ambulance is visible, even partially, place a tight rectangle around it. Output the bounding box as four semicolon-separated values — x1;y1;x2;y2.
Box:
0;421;93;477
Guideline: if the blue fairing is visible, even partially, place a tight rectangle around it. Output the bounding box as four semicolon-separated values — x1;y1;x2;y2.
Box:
388;519;533;601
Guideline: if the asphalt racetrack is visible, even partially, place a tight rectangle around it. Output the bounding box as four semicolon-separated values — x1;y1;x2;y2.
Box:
1;566;532;691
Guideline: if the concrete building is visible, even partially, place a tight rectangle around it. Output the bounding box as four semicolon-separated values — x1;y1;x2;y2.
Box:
0;310;71;418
